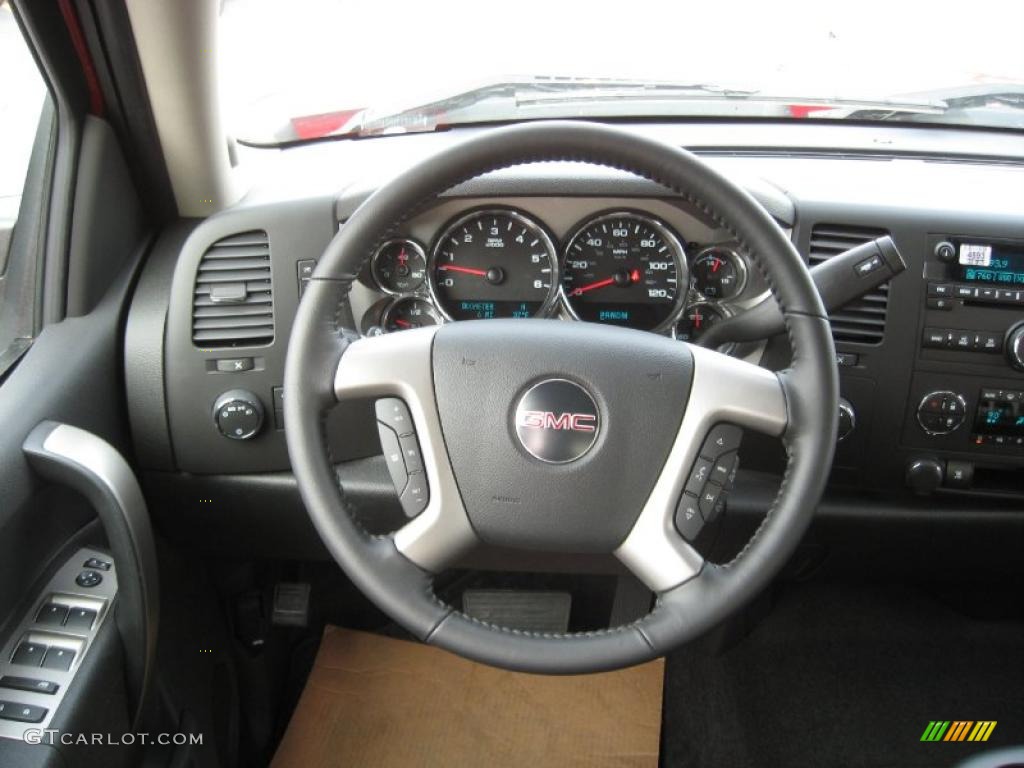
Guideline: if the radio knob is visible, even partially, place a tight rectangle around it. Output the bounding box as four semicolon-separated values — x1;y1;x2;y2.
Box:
934;241;957;264
213;389;264;440
916;390;966;435
1007;324;1024;371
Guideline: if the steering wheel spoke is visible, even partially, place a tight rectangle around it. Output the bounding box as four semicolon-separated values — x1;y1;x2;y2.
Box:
615;345;788;593
334;327;478;572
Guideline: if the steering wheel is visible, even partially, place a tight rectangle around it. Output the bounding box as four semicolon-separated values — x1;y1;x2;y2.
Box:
284;121;837;674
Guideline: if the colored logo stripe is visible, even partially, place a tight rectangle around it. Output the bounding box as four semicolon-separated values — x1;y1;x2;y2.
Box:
921;720;996;742
921;721;950;741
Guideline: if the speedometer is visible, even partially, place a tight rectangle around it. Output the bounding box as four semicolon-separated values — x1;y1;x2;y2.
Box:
429;209;559;320
561;213;687;332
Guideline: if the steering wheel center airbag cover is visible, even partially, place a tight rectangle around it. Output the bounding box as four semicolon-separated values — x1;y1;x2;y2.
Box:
432;319;693;552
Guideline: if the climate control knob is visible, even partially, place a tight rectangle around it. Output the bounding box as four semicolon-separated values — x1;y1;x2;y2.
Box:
916;391;966;435
1007;323;1024;371
213;389;264;440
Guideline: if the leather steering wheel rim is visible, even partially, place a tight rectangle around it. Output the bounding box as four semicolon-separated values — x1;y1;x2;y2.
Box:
284;121;837;673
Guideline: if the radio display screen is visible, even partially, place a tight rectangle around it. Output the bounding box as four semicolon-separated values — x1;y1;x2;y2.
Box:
957;240;1024;286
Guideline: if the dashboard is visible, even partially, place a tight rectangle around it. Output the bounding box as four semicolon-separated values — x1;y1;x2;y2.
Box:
348;197;765;350
122;120;1024;560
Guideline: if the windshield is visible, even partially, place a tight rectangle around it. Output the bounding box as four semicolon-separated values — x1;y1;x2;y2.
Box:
220;0;1024;144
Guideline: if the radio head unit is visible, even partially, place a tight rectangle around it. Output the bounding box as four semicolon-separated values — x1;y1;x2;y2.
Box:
954;239;1024;287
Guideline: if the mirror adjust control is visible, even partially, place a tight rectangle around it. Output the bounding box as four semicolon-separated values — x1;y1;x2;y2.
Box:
36;603;68;627
0;701;48;723
75;570;103;588
41;648;75;672
11;642;47;667
83;557;111;571
0;676;59;695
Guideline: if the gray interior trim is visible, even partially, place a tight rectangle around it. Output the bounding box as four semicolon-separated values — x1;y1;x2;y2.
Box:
0;547;117;742
616;345;787;591
23;423;158;730
334;326;477;571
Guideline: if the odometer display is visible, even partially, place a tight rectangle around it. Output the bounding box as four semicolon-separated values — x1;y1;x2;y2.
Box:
561;213;687;331
429;210;559;321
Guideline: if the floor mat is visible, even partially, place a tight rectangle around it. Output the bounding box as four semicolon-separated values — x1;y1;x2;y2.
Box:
271;625;664;767
662;581;1024;768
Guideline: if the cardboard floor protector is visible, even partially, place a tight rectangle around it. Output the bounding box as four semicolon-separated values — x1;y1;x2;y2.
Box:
271;625;664;768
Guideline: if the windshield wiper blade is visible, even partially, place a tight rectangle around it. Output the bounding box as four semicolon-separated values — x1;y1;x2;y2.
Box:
347;77;762;137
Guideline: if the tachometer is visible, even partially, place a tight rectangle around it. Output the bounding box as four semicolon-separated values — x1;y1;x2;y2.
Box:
561;213;687;331
429;210;559;320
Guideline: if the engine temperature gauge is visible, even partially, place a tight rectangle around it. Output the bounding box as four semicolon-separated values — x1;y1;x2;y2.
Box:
372;239;427;294
691;246;746;301
675;302;735;353
381;297;441;333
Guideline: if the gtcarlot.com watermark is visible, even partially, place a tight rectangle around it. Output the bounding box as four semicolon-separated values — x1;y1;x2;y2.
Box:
23;730;202;747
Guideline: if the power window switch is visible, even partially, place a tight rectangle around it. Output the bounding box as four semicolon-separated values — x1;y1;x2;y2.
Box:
41;647;75;672
0;701;47;723
0;676;59;695
64;607;98;633
11;642;47;667
35;603;68;627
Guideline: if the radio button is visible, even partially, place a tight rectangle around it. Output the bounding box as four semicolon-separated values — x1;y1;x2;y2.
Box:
954;284;976;299
927;282;953;297
922;328;949;348
927;298;954;311
996;289;1017;302
978;287;997;301
952;331;974;350
975;333;1001;353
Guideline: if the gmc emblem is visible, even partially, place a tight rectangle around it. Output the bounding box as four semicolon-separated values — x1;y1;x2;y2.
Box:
513;379;600;463
517;410;597;433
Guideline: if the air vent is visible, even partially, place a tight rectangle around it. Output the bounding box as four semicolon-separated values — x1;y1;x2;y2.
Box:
808;224;890;345
192;230;274;347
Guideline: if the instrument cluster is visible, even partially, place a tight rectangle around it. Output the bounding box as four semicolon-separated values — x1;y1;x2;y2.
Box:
366;206;750;344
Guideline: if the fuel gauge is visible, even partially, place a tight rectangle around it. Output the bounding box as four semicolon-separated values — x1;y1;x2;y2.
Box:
381;297;441;333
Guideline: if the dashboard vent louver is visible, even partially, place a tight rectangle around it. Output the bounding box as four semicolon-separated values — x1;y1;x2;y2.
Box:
808;224;890;345
191;230;274;347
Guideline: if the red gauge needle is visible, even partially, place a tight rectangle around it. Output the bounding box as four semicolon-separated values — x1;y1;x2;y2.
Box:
711;258;721;273
693;313;703;330
438;264;488;277
394;319;413;328
569;276;616;296
569;269;642;297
